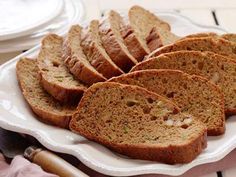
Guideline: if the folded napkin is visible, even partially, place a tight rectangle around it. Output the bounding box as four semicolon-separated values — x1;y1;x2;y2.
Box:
0;154;58;177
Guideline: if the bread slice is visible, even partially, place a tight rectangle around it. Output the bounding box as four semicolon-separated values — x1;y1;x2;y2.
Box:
180;32;236;42
70;82;207;164
181;32;218;39
182;32;236;43
81;20;124;78
222;33;236;43
148;36;236;59
120;17;150;61
99;10;138;72
132;51;236;114
128;6;179;53
16;58;76;128
63;25;106;86
110;69;225;135
37;34;87;104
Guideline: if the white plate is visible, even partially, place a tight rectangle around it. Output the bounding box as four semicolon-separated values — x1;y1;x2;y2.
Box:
0;0;85;53
0;0;64;41
0;12;235;177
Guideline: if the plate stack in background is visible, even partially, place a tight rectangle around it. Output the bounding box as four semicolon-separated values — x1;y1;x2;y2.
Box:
0;0;84;63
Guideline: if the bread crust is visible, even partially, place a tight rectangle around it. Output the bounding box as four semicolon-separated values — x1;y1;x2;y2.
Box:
39;74;84;104
30;106;71;129
148;37;236;59
71;120;207;164
181;32;236;44
181;32;218;40
81;20;124;78
102;130;206;164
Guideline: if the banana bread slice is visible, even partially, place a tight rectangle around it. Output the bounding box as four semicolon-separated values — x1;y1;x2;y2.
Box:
110;69;225;135
37;34;87;104
120;16;149;61
132;51;236;114
148;37;236;59
181;32;218;40
16;58;76;128
81;20;124;78
180;32;236;42
182;32;236;43
63;25;106;86
128;6;180;53
99;10;138;72
70;82;207;164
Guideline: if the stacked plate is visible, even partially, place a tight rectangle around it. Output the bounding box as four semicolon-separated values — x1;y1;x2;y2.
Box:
0;0;85;53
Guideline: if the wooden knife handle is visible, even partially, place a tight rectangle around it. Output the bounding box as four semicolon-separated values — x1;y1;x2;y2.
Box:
24;146;89;177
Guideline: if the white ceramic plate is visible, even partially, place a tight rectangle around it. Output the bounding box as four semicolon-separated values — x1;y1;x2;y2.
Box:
0;12;235;177
0;0;85;53
0;0;64;41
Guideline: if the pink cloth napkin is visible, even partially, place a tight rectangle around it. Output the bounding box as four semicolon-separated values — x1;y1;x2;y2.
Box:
0;154;58;177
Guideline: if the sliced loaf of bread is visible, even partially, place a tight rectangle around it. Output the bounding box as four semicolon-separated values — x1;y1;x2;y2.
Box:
148;37;236;59
16;58;76;128
37;34;87;104
128;6;179;52
70;82;207;164
132;51;236;114
110;69;225;135
63;25;106;86
99;10;138;72
81;20;124;78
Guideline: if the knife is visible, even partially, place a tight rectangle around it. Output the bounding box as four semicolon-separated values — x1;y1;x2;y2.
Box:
0;128;89;177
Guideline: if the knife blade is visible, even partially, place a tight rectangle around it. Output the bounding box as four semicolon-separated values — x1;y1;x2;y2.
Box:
0;128;89;177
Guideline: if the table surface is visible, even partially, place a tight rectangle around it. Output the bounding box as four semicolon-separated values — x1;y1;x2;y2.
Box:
0;0;236;176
